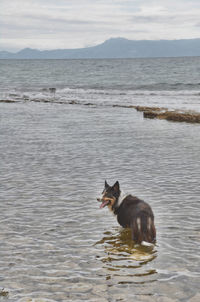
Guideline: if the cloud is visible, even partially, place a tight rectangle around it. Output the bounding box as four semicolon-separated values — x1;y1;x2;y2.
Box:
1;0;200;51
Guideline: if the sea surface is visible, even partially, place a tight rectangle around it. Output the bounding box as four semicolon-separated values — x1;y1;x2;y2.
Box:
1;57;200;111
0;58;200;302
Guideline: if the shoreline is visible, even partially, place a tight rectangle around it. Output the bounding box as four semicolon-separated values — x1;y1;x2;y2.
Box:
1;99;200;124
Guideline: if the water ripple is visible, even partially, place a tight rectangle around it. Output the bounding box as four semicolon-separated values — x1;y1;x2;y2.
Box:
0;102;200;301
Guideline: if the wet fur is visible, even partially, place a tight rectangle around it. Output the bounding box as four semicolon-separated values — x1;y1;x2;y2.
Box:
99;181;156;244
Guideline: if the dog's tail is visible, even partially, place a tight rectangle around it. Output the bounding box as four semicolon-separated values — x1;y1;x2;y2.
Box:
131;213;156;245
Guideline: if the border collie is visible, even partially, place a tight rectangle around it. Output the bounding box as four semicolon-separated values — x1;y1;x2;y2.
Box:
97;181;156;246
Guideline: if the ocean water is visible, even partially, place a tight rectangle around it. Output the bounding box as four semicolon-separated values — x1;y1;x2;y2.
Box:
1;57;200;111
0;58;200;302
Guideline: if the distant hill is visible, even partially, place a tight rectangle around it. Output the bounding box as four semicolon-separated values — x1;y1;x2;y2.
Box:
1;38;200;59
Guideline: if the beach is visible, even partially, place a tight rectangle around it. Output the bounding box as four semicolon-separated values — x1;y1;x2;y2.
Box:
0;58;200;301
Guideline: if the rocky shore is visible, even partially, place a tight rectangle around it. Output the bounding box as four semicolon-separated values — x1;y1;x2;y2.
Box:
113;104;200;124
1;98;200;123
135;106;200;123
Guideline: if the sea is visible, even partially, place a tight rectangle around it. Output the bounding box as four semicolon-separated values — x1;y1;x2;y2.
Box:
0;58;200;302
1;57;200;111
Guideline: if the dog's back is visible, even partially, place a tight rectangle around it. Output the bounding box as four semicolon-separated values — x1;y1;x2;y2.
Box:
98;181;156;245
114;195;156;244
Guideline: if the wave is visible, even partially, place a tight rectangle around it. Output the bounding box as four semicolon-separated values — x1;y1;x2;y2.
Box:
134;82;200;91
56;87;200;98
1;86;200;103
65;82;200;91
1;84;200;114
55;85;200;95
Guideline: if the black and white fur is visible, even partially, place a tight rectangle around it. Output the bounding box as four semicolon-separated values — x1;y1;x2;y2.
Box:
98;181;156;246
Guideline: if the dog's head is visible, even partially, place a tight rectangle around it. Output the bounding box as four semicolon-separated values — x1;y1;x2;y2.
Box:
97;180;120;211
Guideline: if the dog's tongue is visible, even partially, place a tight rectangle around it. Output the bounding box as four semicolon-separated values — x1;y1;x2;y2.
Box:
100;200;109;209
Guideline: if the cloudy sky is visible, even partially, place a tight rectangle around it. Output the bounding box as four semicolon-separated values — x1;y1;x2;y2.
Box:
1;0;200;51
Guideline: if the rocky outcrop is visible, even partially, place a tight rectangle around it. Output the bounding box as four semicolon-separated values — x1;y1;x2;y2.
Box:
113;104;200;123
134;106;167;112
141;108;200;123
1;98;200;124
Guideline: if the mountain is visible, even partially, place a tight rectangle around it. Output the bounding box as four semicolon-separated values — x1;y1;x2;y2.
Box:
1;38;200;59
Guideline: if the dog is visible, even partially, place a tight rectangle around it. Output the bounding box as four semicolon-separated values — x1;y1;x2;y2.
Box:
97;181;156;246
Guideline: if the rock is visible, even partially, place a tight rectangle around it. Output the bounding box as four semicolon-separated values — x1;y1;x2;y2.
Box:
113;104;137;108
165;111;200;123
0;288;9;297
143;111;160;119
84;103;96;106
135;106;166;112
117;104;200;123
143;108;200;123
0;99;16;103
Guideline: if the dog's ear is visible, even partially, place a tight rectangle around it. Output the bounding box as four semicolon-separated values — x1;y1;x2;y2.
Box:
113;181;120;192
105;180;109;188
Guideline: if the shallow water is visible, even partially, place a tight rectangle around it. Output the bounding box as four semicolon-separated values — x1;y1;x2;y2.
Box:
0;101;200;301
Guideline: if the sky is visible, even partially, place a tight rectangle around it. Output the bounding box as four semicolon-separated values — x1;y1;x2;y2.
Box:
1;0;200;51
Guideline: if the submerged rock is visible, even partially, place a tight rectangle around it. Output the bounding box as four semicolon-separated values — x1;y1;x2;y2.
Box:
112;104;137;108
135;106;167;112
68;100;78;104
0;99;16;103
143;109;200;123
165;111;200;123
127;105;200;124
0;288;9;297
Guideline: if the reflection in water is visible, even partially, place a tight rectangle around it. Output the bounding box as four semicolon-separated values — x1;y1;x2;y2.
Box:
1;100;200;301
96;227;157;284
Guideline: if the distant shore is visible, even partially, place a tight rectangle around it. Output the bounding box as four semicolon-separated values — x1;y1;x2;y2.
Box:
1;38;200;59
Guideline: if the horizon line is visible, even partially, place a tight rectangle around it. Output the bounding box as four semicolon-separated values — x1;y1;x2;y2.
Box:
2;37;200;53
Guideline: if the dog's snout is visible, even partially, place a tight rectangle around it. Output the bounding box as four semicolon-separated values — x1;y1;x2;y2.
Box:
97;198;101;202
